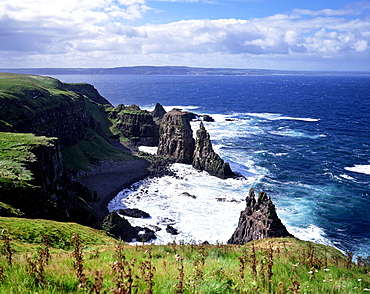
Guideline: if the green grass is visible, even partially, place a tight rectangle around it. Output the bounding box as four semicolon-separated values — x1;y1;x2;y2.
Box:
0;73;137;171
60;128;136;171
0;132;55;186
0;223;369;293
0;217;115;251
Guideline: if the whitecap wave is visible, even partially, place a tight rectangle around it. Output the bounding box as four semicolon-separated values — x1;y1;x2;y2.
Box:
339;174;356;181
344;164;370;175
268;130;323;139
138;146;158;155
246;112;320;122
108;163;256;245
286;224;335;248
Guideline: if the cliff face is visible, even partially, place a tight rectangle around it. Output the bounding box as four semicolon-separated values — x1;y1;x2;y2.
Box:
108;104;159;146
193;122;235;179
0;74;111;145
157;109;195;164
0;133;99;227
228;189;292;245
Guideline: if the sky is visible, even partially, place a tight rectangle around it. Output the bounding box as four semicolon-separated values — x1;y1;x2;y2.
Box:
0;0;369;71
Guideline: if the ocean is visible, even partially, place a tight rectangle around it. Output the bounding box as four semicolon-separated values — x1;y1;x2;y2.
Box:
54;74;370;257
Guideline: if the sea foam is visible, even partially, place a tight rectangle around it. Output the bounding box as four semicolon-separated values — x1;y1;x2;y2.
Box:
344;164;370;175
108;163;256;244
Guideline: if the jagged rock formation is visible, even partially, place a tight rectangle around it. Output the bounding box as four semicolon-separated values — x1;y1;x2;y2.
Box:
228;189;293;244
193;122;235;179
157;109;195;164
157;110;235;178
152;103;167;120
0;133;99;228
108;104;160;146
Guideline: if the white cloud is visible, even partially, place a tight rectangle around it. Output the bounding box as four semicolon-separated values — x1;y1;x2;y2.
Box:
293;0;370;16
0;0;369;70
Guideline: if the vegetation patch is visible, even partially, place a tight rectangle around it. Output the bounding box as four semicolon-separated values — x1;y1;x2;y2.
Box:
0;132;54;186
0;234;369;293
0;217;115;250
61;129;135;171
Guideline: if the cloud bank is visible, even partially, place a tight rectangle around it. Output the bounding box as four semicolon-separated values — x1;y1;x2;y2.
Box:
0;0;369;70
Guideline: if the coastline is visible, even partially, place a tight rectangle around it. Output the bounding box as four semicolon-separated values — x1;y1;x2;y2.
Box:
79;158;151;221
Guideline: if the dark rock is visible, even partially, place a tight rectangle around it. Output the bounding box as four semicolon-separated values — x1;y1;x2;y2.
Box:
136;227;156;242
166;225;179;235
157;109;195;164
202;114;215;122
102;211;138;242
185;112;198;121
149;225;162;232
119;208;151;218
0;136;99;228
147;158;176;178
192;122;235;179
182;192;197;199
228;189;293;245
108;104;160;146
152;103;167;120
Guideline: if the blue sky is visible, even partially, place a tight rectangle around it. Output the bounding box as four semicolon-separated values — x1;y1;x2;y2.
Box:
0;0;369;71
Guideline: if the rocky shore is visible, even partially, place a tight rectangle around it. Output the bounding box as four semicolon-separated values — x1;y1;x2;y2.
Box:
79;158;151;221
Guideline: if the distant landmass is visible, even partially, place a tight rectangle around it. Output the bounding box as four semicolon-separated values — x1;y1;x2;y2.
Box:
1;66;368;76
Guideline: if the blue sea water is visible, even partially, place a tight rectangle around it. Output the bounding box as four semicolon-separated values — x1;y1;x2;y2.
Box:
55;74;370;257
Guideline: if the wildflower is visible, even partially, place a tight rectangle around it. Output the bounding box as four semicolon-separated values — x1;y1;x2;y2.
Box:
323;280;327;282
364;288;370;291
323;268;330;271
358;279;362;282
308;271;314;274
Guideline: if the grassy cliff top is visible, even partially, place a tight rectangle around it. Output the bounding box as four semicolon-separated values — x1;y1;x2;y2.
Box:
0;132;56;186
0;216;115;251
0;228;369;293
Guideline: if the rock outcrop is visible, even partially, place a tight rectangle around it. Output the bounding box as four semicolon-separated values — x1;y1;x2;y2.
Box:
0;133;99;228
193;122;235;179
157;109;195;164
152;103;167;120
228;189;292;244
108;104;160;146
102;211;156;242
102;212;138;242
157;110;236;178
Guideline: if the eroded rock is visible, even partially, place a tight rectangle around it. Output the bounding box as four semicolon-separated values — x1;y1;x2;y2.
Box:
228;189;293;244
193;122;235;179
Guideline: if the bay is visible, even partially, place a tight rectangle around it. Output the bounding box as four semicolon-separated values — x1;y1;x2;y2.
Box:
55;74;370;257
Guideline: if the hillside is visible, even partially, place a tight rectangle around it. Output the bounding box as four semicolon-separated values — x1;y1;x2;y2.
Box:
0;218;369;293
0;73;147;227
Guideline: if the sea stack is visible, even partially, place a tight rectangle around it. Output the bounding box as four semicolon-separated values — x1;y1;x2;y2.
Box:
193;122;235;179
228;189;293;244
157;109;195;164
